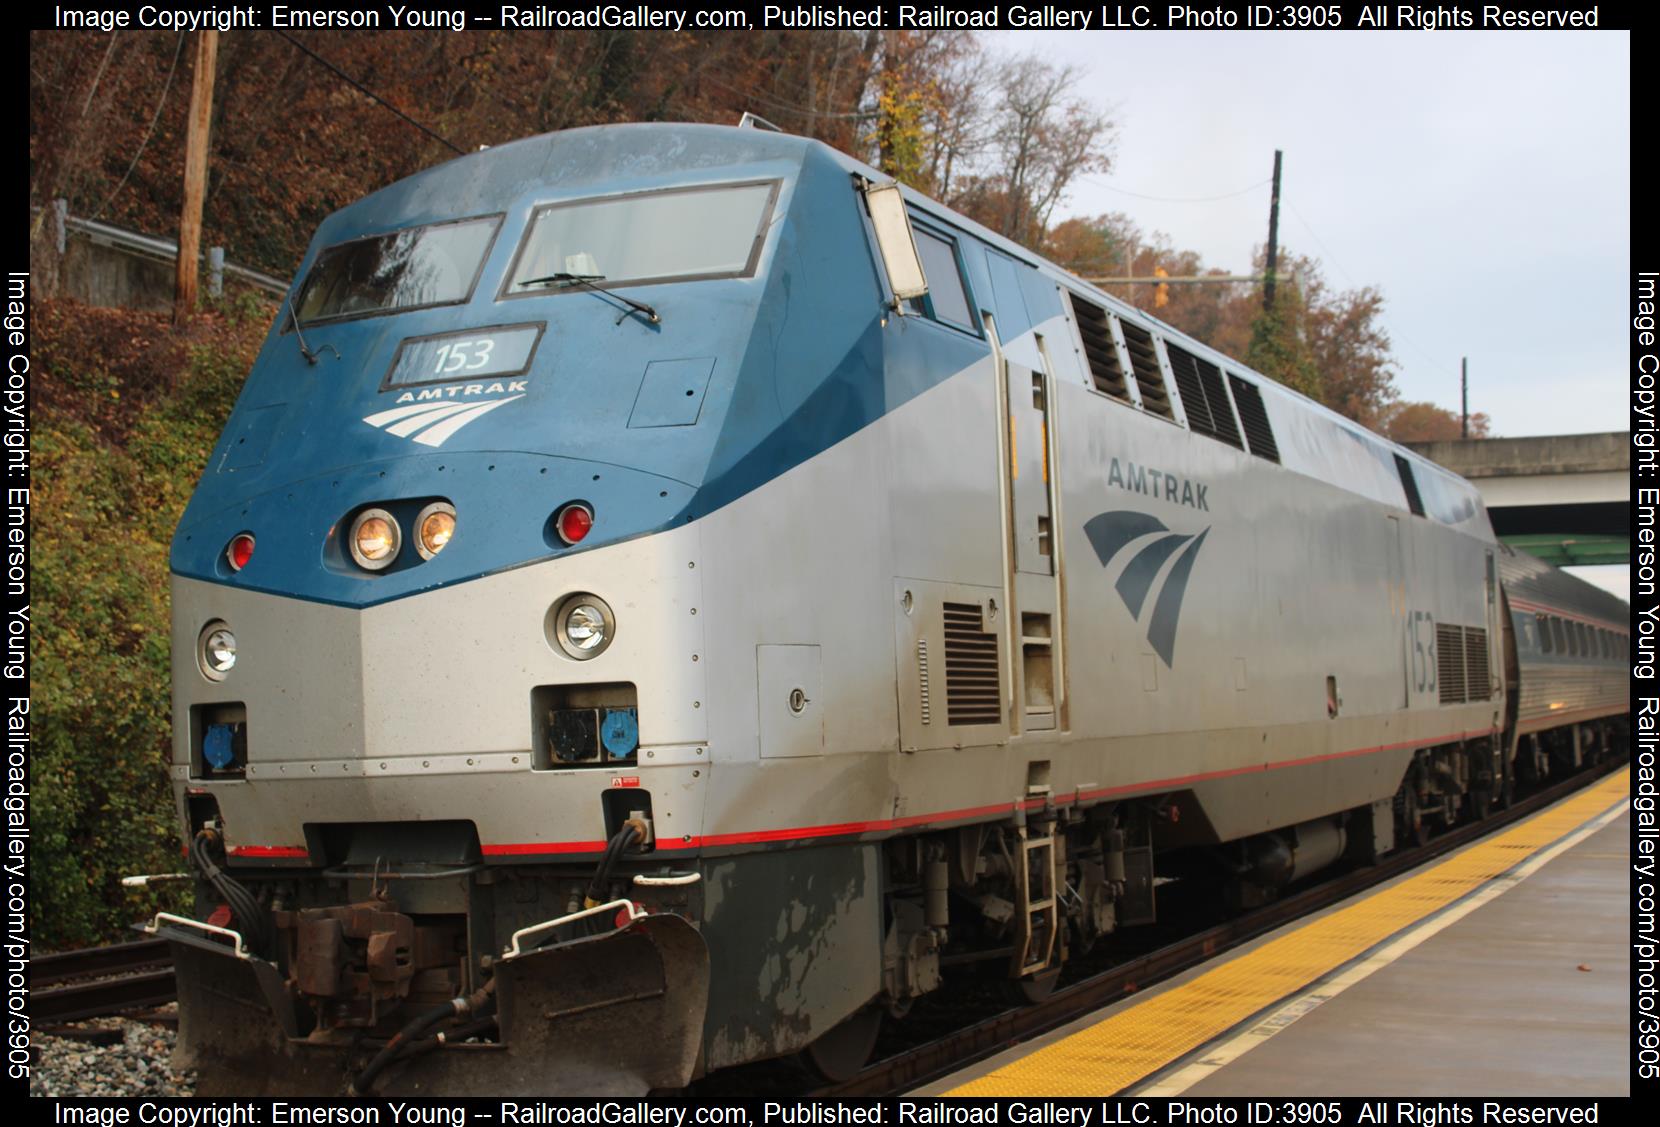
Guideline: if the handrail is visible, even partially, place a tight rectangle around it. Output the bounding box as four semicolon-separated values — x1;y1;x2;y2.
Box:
502;898;643;960
142;911;251;959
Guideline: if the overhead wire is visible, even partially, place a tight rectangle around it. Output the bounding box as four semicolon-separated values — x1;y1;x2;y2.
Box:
91;32;186;220
692;71;879;122
275;30;465;155
1288;201;1454;377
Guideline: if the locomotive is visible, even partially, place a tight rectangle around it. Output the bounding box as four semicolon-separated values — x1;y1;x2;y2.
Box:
151;122;1630;1094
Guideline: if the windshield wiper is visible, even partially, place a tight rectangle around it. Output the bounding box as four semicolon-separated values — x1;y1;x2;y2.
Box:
285;293;339;365
519;272;660;326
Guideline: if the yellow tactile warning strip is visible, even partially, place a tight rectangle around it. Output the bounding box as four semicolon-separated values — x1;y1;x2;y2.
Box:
946;768;1630;1096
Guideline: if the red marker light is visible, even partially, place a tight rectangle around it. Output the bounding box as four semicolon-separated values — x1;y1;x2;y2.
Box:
227;533;255;571
556;503;594;545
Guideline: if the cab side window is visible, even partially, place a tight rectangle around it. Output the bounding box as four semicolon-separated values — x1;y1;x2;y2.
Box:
906;225;978;333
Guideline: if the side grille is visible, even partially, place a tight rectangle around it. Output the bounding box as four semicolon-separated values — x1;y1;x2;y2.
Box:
1464;626;1490;700
1067;292;1130;403
1166;343;1242;448
943;602;1001;726
1119;320;1174;419
1195;355;1244;448
1228;374;1281;463
1165;342;1213;436
1437;623;1466;704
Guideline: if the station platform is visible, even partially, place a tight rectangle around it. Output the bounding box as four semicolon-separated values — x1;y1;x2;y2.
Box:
923;768;1630;1097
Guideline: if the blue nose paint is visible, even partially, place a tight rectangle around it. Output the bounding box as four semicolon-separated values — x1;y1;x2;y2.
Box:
600;708;639;759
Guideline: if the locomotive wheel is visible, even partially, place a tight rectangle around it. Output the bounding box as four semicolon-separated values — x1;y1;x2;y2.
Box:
801;1006;882;1083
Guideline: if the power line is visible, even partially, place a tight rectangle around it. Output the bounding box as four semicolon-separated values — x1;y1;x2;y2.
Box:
275;31;464;156
1287;201;1453;377
694;71;879;122
1081;174;1270;204
92;32;185;220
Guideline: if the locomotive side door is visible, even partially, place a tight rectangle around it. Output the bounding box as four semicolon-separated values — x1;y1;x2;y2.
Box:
986;306;1064;735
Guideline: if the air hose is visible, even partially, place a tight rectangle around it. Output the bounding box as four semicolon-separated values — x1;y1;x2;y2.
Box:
188;828;276;959
583;820;646;909
349;981;496;1096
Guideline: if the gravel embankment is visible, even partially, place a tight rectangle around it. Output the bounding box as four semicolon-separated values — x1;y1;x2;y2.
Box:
28;1015;196;1097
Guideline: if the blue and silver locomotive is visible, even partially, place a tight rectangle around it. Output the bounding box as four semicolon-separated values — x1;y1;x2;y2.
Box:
155;123;1630;1094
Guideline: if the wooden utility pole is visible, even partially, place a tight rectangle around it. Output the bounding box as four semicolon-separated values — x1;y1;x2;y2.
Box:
1461;357;1469;439
175;30;218;325
1262;149;1283;311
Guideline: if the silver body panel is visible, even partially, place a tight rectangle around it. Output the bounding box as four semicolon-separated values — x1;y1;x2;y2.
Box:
174;318;1514;857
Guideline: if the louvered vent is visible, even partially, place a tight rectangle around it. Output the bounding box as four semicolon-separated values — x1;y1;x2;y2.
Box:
1118;320;1173;419
943;602;1001;726
1067;292;1130;402
1228;375;1280;462
1195;355;1243;448
917;639;931;725
1394;454;1426;517
1165;342;1213;436
1463;627;1490;701
1166;343;1242;448
1437;623;1466;704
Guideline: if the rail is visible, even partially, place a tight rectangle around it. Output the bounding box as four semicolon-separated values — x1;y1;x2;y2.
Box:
34;939;177;1025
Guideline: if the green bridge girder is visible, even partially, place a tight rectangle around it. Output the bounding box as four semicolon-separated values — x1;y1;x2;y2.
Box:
1500;533;1630;567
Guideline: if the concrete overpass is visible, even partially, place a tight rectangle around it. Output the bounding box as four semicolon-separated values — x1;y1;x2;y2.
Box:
1404;432;1629;566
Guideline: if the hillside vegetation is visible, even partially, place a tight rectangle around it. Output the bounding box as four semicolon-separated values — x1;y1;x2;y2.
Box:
32;295;270;948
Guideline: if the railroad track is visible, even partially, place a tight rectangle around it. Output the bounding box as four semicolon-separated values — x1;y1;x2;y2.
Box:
35;938;176;1026
816;755;1628;1097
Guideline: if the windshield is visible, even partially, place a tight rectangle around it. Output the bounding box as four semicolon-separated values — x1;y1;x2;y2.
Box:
506;182;777;294
297;216;500;324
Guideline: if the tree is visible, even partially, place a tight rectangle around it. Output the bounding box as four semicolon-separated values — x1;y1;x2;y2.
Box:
1377;401;1492;442
948;56;1114;245
1246;283;1322;401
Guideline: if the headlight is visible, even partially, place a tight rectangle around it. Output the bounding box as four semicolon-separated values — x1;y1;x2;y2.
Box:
549;594;615;660
415;502;456;559
199;621;237;681
349;508;401;570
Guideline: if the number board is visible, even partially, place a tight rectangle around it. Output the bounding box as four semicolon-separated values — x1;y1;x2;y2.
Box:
381;324;544;389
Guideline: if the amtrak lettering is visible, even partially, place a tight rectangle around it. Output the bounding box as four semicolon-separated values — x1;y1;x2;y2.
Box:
1105;457;1209;511
1083;509;1210;667
392;380;528;403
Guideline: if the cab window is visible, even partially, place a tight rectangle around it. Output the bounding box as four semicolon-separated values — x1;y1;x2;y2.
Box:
297;215;501;325
906;225;977;333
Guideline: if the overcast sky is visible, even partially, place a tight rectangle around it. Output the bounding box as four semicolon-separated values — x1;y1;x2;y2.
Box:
984;31;1629;600
988;31;1630;440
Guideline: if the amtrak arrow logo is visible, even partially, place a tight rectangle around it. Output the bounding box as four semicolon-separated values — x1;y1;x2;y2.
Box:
361;395;523;448
1084;510;1210;667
